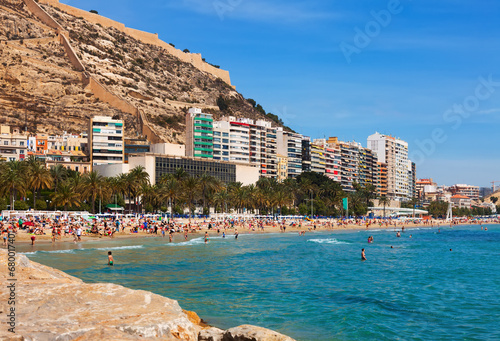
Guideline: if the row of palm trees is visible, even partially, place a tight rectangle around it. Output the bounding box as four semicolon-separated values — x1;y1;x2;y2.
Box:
0;158;387;216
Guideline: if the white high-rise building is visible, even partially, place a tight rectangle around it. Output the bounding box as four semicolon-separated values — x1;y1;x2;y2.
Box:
89;116;124;167
213;117;277;178
367;132;411;200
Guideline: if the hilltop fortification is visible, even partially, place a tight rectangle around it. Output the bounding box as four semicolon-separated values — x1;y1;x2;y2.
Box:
0;0;276;143
37;0;232;86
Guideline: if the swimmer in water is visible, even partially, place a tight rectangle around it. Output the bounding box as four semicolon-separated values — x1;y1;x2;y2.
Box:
361;248;367;261
108;251;114;266
204;231;209;244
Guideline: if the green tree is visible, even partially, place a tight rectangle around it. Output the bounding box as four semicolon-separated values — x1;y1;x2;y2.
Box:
82;171;106;214
0;161;27;208
52;181;81;211
26;157;52;210
50;164;67;193
378;196;390;218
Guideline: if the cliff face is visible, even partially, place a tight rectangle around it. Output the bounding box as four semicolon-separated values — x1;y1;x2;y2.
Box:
0;0;278;143
0;250;295;341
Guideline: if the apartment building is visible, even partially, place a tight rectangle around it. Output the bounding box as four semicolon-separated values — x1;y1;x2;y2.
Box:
185;108;214;159
375;162;388;197
213;116;278;178
367;132;411;200
277;154;288;182
0;125;28;162
448;184;480;200
89;116;124;166
277;128;303;179
310;143;326;174
301;137;311;172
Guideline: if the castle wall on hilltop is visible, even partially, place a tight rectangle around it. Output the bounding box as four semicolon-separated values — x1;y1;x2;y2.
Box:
37;0;232;86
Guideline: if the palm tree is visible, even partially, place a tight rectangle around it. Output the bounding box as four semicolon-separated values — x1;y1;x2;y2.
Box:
198;173;217;214
50;164;67;193
379;195;390;218
183;176;199;216
159;175;179;215
274;188;292;215
82;171;106;214
127;166;150;214
52;181;81;211
26;157;53;210
0;161;27;209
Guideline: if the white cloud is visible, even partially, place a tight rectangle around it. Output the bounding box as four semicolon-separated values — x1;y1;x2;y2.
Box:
166;0;338;23
477;108;500;115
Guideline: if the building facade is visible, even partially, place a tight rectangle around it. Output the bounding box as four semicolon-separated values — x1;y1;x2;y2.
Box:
185;108;214;159
448;184;480;201
0;125;28;162
277;129;303;179
367;132;411;200
213;116;277;178
89;116;124;167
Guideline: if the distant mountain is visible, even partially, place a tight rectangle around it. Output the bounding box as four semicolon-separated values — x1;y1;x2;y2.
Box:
0;0;289;143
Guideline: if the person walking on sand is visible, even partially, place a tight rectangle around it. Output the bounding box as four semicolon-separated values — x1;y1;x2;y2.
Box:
108;251;114;266
31;235;35;245
361;248;367;261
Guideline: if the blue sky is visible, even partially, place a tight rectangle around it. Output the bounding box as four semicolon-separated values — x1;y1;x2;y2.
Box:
63;0;500;187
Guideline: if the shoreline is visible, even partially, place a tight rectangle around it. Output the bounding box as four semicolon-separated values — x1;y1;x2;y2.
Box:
9;219;495;249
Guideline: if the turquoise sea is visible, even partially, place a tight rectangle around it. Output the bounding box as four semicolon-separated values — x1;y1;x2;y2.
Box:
20;225;500;341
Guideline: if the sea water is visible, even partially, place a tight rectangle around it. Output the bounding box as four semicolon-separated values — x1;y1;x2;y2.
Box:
20;225;500;340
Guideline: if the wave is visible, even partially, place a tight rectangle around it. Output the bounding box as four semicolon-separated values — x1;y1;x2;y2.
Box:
166;237;206;246
308;238;350;245
21;249;76;255
21;245;144;255
92;245;144;251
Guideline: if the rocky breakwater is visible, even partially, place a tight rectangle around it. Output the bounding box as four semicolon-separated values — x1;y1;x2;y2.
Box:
0;250;295;341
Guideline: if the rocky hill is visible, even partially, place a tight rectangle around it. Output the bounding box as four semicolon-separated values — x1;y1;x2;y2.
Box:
0;0;287;143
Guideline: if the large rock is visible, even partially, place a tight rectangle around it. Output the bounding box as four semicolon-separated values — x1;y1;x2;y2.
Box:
198;327;224;341
0;251;296;341
0;250;201;340
223;325;295;341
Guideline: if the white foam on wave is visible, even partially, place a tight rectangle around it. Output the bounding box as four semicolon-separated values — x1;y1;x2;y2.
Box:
92;245;144;251
166;237;205;246
25;249;76;254
22;245;144;255
308;238;350;245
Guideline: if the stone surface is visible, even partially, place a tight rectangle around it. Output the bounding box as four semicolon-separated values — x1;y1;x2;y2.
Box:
223;325;296;341
0;250;201;340
0;250;295;341
198;327;225;341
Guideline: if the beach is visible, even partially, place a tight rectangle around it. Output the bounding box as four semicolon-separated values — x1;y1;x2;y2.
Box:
13;223;500;340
